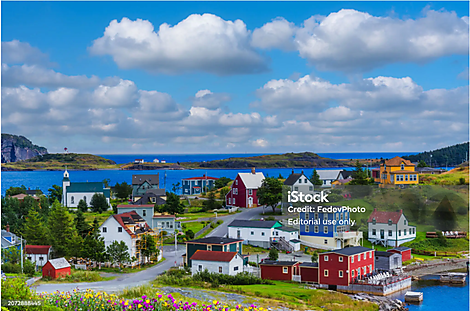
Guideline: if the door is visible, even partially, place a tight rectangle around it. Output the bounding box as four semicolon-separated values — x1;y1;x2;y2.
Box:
380;230;384;240
237;230;241;239
248;197;253;207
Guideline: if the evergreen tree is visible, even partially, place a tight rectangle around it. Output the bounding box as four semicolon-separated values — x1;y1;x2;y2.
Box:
77;199;88;212
47;185;63;203
114;182;132;201
202;190;220;211
5;185;27;197
23;209;49;245
310;169;323;186
74;209;91;237
82;218;106;263
268;248;279;261
1;197;21;234
39;195;50;220
162;192;184;215
214;177;231;189
219;187;230;207
90;193;109;213
311;251;318;263
47;201;76;257
349;160;373;185
69;230;83;259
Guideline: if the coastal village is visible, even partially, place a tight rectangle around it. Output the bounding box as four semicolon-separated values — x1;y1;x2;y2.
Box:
1;150;469;311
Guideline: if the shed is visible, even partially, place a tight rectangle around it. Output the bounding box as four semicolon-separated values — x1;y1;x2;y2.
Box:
299;262;318;283
190;250;244;276
42;257;71;279
259;260;300;281
375;251;402;271
387;247;412;262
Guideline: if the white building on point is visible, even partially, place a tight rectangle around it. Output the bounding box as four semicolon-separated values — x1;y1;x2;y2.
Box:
61;169;110;208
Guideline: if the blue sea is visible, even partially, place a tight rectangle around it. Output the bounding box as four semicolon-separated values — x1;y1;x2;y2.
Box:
1;152;416;196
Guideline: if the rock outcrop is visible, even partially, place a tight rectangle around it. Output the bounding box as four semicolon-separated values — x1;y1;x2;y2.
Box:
1;134;48;163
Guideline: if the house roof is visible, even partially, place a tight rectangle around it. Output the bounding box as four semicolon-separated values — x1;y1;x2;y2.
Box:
190;250;238;262
375;251;394;257
299;262;318;267
25;245;51;255
118;204;154;208
317;170;342;180
368;209;403;224
290;239;301;243
277;226;298;232
47;257;71;270
333;178;353;184
323;246;372;256
384;156;414;166
283;173;303;186
25;189;43;196
10;193;39;201
228;220;280;229
132;174;159;186
238;172;265;189
186;237;243;245
416;167;446;173
110;211;152;237
260;260;299;266
182;176;219;181
389;246;411;252
338;170;354;179
67;182;106;193
133;191;166;205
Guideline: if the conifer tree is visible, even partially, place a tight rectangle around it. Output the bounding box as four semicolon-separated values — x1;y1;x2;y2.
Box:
47;201;76;257
23;209;49;245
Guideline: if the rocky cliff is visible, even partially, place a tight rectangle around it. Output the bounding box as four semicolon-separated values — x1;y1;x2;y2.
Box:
1;134;48;163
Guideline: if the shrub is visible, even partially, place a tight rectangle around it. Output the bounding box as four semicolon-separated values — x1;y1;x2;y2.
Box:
268;248;279;261
23;259;36;277
265;216;275;221
459;177;466;185
192;270;273;285
458;206;468;215
1;278;44;311
2;262;21;274
185;230;195;240
216;220;223;225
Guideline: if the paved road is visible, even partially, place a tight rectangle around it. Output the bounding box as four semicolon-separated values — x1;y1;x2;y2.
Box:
33;245;186;294
206;206;266;238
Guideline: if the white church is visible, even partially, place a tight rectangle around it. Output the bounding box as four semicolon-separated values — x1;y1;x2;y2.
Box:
61;169;111;208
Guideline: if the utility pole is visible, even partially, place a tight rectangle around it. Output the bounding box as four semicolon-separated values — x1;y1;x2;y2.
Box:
20;236;23;274
174;230;177;266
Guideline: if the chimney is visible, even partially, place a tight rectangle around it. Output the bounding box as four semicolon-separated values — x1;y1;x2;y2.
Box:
301;169;304;174
203;174;205;178
374;208;377;212
251;167;256;174
399;209;403;214
5;224;10;232
292;169;294;174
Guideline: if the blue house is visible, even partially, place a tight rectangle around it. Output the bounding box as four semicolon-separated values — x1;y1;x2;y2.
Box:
299;206;362;250
1;228;22;252
182;175;218;195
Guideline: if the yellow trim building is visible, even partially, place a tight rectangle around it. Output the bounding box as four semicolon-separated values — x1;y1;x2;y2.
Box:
373;156;419;188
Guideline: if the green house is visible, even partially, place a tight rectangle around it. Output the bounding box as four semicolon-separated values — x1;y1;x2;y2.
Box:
185;237;244;267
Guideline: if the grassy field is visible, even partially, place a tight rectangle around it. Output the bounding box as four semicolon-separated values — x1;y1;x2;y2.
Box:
1;153;119;170
242;244;268;255
419;166;469;185
83;210;114;226
91;258;165;274
37;269;115;284
181;221;206;234
176;211;230;221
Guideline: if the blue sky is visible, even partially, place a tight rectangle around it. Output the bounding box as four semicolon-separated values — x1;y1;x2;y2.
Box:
1;1;469;154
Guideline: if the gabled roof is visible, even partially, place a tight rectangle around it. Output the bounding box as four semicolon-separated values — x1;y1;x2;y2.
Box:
228;220;280;229
322;246;372;256
190;250;238;262
299;262;318;267
109;211;152;237
47;257;70;270
25;189;43;196
277;226;298;232
237;172;265;189
375;251;394;257
260;260;299;266
132;174;159;186
384;156;414;166
182;176;219;181
317;170;342;180
10;193;39;201
388;246;411;252
25;245;51;255
284;173;302;186
186;237;243;245
67;182;106;193
368;209;403;224
338;170;354;179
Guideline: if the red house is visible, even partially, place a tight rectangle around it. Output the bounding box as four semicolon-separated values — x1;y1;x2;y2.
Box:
259;260;300;281
319;246;375;289
387;246;412;262
226;168;265;208
299;262;318;283
42;258;71;279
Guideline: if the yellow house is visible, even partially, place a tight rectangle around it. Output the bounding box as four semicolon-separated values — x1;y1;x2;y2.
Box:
373;156;419;187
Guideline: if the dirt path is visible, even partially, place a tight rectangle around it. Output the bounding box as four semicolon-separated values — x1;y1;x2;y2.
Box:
404;258;468;277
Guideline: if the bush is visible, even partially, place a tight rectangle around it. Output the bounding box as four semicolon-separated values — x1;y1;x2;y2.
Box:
265;216;275;221
192;270;273;285
459;178;466;185
2;262;21;274
268;248;279;261
216;220;223;225
1;278;43;311
457;206;468;215
185;230;195;240
23;259;36;277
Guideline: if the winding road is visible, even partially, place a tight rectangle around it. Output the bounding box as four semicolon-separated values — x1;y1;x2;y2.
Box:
34;206;267;294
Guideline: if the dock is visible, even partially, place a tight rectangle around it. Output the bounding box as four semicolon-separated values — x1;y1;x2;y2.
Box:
440;272;467;284
404;291;423;303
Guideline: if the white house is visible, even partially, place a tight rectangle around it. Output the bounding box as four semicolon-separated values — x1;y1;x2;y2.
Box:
25;245;52;267
99;211;161;266
317;170;343;188
117;205;181;235
61;169;110;208
190;250;244;276
283;170;316;193
368;208;416;247
228;220;300;251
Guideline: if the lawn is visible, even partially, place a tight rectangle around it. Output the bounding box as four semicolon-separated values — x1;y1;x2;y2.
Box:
176;211;229;221
181;221;206;234
37;269;116;284
83;210;114;226
242;244;268;255
91;258;165;274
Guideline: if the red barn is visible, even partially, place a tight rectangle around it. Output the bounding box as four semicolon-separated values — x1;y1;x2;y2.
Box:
260;261;300;281
42;258;71;279
299;262;318;283
226;168;265;208
387;247;412;262
319;246;375;289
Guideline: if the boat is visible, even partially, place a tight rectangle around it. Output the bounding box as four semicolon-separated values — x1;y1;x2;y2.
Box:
440;272;467;284
405;291;423;303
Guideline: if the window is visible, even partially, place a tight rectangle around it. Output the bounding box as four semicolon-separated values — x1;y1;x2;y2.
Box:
404;219;407;225
363;253;366;260
27;257;32;261
351;270;355;277
71;196;75;204
304;178;308;183
309;186;313;191
219;266;222;273
323;180;327;185
388;230;392;236
315;213;319;220
404;229;407;235
198;265;203;271
388;219;392;226
305;225;310;232
369;252;372;259
339;270;343;278
324;269;329;277
340;213;344;220
261;232;265;236
324;213;328;220
207;245;212;251
405;175;408;181
351;256;354;263
401;164;404;170
372;229;376;235
358;254;361;262
357;268;360;276
336;214;339;221
283;267;288;274
372;218;376;225
324;255;329;261
233;198;235;205
235;180;238;185
118;227;122;232
294;186;298;191
314;226;319;233
228;198;231;204
249;189;252;195
234;266;239;271
323;226;328;234
339;256;343;262
275;231;279;236
369;264;372;272
234;188;238;195
399;230;401;236
102;227;107;233
305;212;309;220
251;231;254;235
39;256;44;261
298;179;302;184
143;210;147;217
324;239;328;244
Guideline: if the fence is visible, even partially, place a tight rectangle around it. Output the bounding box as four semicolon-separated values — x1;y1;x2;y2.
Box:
411;249;467;257
195;223;212;238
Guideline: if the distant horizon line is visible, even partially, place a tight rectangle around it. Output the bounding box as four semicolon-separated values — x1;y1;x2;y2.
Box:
92;151;419;156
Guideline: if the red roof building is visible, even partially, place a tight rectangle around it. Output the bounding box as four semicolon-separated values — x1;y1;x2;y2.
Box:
259;260;301;281
190;250;244;276
25;245;52;267
42;258;71;279
182;175;219;195
367;208;416;247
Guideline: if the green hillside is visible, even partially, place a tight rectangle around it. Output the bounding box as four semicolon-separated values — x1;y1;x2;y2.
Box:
403;142;469;167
